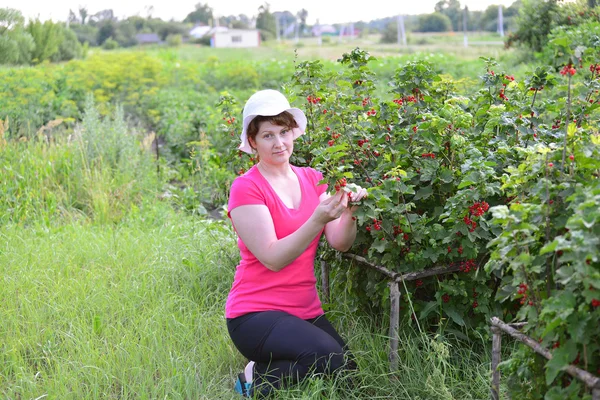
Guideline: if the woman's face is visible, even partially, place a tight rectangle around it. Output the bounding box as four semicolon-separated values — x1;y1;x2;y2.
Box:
250;120;294;165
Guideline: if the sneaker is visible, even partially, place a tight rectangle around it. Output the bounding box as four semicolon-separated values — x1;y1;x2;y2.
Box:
244;361;255;383
234;361;254;397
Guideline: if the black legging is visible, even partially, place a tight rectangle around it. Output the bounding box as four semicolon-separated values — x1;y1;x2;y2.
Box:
227;311;356;397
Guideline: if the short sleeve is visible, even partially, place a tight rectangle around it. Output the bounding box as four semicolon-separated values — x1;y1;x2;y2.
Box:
311;168;328;196
227;177;265;218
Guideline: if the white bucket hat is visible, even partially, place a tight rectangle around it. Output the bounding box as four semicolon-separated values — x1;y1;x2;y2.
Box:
239;89;307;154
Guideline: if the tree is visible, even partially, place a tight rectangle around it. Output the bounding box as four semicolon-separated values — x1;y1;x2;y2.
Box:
220;15;250;29
97;20;117;45
26;19;63;63
184;3;213;25
479;5;505;32
297;9;308;35
434;0;462;31
256;3;276;39
70;23;99;46
52;26;83;62
380;20;398;43
507;0;561;52
90;9;115;25
0;9;34;64
156;21;188;41
417;12;452;32
79;7;89;25
0;8;24;32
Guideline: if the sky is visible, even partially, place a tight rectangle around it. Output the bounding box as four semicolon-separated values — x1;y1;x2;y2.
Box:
5;0;519;25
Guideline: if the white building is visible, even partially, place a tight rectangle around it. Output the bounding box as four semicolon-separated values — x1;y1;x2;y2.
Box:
189;25;228;39
211;29;260;48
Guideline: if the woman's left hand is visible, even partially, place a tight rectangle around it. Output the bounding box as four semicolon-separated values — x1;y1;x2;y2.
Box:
342;184;368;213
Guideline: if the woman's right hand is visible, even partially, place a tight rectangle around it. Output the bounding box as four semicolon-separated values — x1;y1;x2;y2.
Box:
310;190;348;226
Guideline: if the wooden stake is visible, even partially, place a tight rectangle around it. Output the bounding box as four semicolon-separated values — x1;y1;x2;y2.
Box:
341;253;463;282
388;281;400;372
491;317;600;392
491;326;502;400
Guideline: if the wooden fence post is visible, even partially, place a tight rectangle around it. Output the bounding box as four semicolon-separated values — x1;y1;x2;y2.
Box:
491;326;502;400
320;260;330;304
388;280;401;372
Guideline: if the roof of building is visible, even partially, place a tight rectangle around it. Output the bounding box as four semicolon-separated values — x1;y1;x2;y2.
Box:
135;33;161;43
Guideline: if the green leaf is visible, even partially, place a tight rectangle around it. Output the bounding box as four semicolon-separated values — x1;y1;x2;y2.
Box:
458;180;476;189
414;185;433;201
439;168;454;183
444;307;465;326
371;239;387;253
545;340;577;385
539;240;558;255
420;301;438;319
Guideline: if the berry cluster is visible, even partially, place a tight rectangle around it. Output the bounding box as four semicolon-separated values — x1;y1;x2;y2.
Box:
223;117;236;124
517;283;533;305
372;218;382;231
504;75;515;82
560;64;577;76
592;299;600;308
590;64;600;74
469;201;490;217
551;120;561;129
334;177;347;191
392;225;403;237
442;294;450;303
463;215;477;232
415;279;424;287
362;97;370;106
393;95;419;106
457;259;477;273
306;95;321;104
421;153;435;159
366;108;377;116
499;87;508;101
412;126;418;133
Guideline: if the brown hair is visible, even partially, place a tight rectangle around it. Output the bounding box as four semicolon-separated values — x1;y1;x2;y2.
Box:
246;111;299;151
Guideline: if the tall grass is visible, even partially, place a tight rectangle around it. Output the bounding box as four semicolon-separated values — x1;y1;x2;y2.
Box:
0;97;158;225
0;214;505;399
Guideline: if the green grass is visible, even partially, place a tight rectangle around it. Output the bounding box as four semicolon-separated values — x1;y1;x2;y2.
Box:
0;211;507;399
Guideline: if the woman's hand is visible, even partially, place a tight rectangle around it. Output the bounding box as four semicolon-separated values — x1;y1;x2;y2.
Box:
343;183;368;213
311;190;349;225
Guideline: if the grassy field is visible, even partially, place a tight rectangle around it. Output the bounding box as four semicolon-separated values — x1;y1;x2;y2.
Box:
0;214;500;399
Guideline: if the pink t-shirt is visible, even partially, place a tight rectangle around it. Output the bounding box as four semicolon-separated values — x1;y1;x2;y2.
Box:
225;164;328;319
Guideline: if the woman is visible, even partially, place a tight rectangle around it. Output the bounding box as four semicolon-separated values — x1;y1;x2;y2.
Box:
226;89;367;397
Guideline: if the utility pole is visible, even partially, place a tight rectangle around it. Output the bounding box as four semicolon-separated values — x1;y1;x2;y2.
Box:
397;15;406;46
498;6;504;37
316;19;321;46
